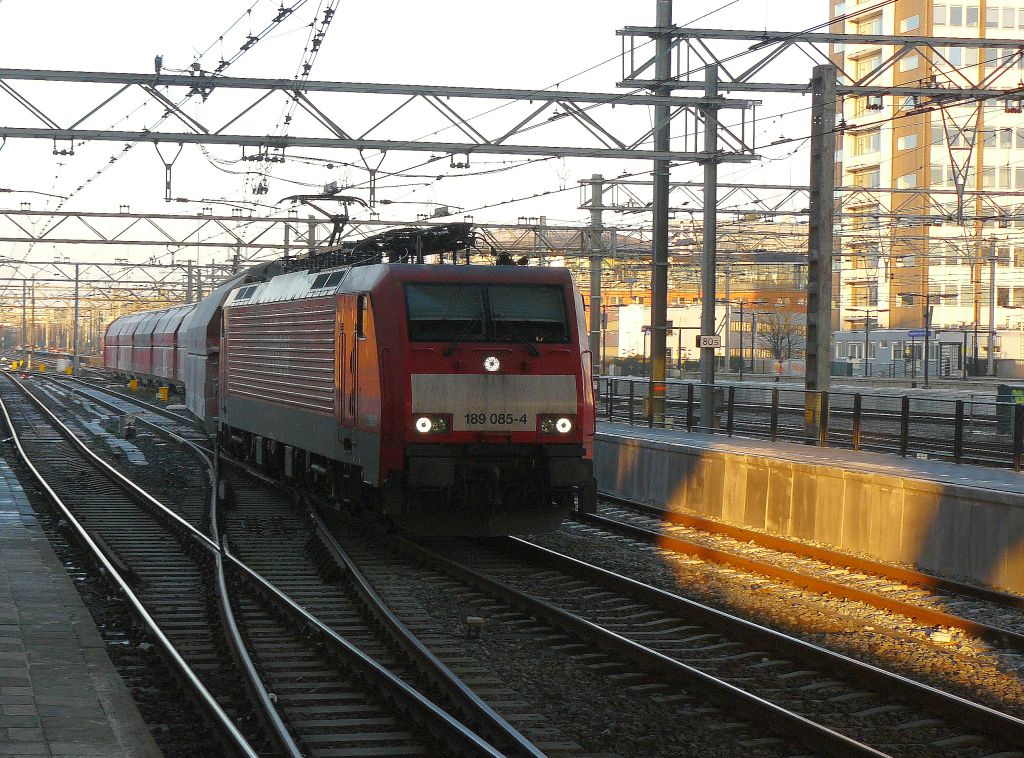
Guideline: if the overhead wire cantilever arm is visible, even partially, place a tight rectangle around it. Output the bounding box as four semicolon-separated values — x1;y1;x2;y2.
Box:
154;143;184;202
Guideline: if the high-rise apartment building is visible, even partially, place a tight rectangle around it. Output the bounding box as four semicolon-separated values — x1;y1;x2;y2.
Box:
830;0;1024;352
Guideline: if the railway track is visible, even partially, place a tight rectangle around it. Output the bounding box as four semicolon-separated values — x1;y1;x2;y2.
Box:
580;497;1024;654
37;372;1024;754
385;533;1024;757
1;373;520;757
0;373;263;755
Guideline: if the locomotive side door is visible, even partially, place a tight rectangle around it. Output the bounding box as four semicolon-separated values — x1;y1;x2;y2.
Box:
340;294;358;429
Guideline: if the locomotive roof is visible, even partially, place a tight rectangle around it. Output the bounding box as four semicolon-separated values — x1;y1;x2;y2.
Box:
224;262;575;308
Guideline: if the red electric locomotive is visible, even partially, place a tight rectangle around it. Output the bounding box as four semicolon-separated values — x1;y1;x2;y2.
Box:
103;224;596;535
218;258;596;534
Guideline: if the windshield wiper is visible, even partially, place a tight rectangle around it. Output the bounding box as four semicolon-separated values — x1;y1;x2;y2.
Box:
443;318;483;356
491;313;540;356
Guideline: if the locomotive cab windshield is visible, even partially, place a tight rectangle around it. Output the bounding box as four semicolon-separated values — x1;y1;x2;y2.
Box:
404;282;570;345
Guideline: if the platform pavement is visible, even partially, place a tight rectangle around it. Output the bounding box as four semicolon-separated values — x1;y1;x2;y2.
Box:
0;457;160;757
598;421;1024;494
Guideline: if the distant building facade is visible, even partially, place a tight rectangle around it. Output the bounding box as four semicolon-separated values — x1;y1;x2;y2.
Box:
830;0;1024;367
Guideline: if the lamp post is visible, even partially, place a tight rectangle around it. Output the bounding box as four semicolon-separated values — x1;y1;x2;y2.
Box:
847;307;888;378
717;298;767;382
898;291;956;388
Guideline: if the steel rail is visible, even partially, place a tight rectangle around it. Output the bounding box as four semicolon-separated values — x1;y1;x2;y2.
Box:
16;373;299;755
51;375;498;756
69;374;202;431
580;510;1024;650
220;541;504;758
598;492;1024;610
395;535;887;758
307;504;544;758
0;374;260;758
208;452;302;758
500;536;1024;748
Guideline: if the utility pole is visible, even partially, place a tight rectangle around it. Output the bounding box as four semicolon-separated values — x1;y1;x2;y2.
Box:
284;222;291;261
29;280;34;369
863;312;871;378
805;64;837;434
647;0;673;426
308;215;317;255
924;299;933;388
988;248;997;376
20;281;26;354
588;174;604;376
699;63;720;430
233;245;240;274
723;262;731;373
186;261;194;304
72;264;80;375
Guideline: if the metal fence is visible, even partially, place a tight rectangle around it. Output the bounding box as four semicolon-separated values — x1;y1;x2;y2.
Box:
596;377;1024;471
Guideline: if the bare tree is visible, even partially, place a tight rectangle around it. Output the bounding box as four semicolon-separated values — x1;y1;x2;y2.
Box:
756;312;805;360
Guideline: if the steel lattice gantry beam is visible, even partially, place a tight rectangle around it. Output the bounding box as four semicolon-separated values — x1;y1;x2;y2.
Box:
580;180;1024;223
617;27;1024;99
0;208;647;258
0;68;759;162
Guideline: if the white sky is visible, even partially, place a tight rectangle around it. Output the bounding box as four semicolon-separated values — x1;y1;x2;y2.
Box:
0;0;823;265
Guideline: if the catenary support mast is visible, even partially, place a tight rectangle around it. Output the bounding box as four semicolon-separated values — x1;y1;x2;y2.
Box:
648;0;673;425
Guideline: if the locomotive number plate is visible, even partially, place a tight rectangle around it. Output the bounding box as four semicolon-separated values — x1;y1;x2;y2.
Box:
461;412;531;431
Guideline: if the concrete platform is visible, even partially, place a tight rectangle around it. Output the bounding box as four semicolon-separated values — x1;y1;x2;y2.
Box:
595;422;1024;594
0;457;161;757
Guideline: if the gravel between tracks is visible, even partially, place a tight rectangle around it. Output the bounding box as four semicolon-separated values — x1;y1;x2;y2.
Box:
533;518;1024;722
334;520;798;758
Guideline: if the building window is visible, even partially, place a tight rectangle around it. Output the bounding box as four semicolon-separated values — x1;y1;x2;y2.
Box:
1004;7;1016;27
896;172;917;189
901;293;915;306
934;3;948;24
852;167;881;187
849;342;863;359
967;5;979;26
998;246;1011;266
1001;128;1014;148
984;47;1002;68
998;286;1011;306
854;52;882;78
856;14;883;34
835;2;846;16
983;166;996;187
900;14;920;31
983;129;997;147
1001;166;1012;188
897;133;918;150
836;342;849;359
950;5;964;25
898;54;920;72
854;94;884;115
1016;168;1024;188
987;6;999;27
853;129;881;155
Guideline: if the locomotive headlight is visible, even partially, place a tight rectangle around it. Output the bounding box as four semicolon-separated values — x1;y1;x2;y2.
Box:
539;414;576;435
413;414;451;434
483;355;501;372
